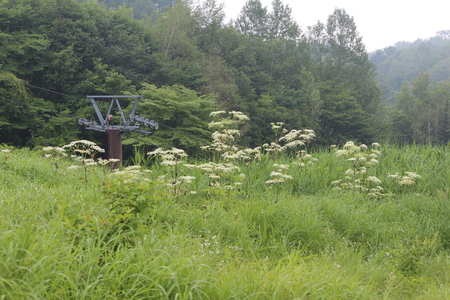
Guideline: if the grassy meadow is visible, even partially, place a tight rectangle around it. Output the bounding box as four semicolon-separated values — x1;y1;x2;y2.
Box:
1;141;450;299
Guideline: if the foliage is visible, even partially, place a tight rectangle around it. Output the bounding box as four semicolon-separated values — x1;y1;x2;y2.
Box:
145;0;205;89
71;59;137;96
102;165;163;232
0;0;399;153
319;82;375;144
129;84;215;155
0;72;37;145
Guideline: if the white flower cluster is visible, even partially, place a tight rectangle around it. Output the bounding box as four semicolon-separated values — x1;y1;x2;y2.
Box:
193;162;243;190
388;172;421;186
148;147;188;166
277;129;315;152
212;130;238;145
62;140;105;156
178;175;196;184
42;146;65;153
271;122;285;130
196;162;240;174
97;157;120;166
209;110;226;117
262;142;282;153
220;147;262;161
208;119;236;129
208;110;249;124
66;157;120;170
51;140;121;170
229;110;250;121
205;111;250;155
335;141;381;168
42;146;68;158
332;141;386;195
204;111;252;158
265;164;293;184
106;165;150;184
336;141;360;156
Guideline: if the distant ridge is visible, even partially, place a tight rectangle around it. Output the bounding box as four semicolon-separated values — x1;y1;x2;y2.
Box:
370;30;450;104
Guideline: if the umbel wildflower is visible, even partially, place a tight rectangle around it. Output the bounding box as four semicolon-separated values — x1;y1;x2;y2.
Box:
388;172;422;188
148;147;188;166
193;162;244;197
335;141;381;168
107;165;148;185
42;146;66;155
196;162;240;183
62;140;105;183
208;110;250;128
332;141;383;195
67;165;81;170
262;142;282;153
228;110;250;121
63;140;105;158
42;146;68;170
367;176;382;185
205;110;250;157
265;171;293;184
148;147;193;197
335;141;362;156
265;164;293;203
178;175;196;184
261;123;316;157
278;129;316;153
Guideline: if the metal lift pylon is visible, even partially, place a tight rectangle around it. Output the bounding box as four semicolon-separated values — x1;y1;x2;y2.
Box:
78;95;158;167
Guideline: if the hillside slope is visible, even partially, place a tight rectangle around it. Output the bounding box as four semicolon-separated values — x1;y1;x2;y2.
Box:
370;31;450;104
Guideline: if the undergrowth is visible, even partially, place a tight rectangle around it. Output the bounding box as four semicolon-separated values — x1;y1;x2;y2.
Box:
1;139;450;299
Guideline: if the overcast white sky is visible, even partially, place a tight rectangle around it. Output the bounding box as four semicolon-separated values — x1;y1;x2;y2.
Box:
220;0;450;52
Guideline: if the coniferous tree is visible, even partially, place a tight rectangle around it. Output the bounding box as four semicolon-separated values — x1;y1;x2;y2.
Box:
267;0;301;41
390;80;415;143
433;81;450;142
234;0;269;38
411;72;433;142
309;8;382;143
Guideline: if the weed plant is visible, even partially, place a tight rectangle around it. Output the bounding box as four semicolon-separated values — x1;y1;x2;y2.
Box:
1;139;450;299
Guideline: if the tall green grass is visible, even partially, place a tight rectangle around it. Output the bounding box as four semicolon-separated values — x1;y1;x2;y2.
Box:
1;144;450;299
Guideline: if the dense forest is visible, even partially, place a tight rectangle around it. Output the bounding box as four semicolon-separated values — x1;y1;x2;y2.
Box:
1;0;449;156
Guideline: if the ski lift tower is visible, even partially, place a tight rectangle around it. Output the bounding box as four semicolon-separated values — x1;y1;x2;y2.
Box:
78;95;158;166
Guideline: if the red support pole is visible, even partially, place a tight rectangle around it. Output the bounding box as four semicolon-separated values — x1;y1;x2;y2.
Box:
107;129;122;168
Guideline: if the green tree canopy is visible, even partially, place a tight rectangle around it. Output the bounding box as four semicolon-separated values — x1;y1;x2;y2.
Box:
127;84;215;155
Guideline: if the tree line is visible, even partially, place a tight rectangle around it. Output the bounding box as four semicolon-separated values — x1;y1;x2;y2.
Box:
370;32;450;144
1;0;448;156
